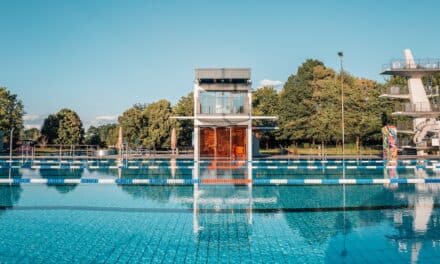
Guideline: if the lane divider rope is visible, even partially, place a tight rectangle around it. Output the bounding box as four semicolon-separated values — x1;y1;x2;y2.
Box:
1;178;440;185
2;159;440;165
0;165;437;170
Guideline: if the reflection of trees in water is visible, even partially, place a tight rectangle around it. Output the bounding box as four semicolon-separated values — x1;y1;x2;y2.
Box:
118;166;193;202
0;169;23;211
119;186;173;202
89;168;120;177
278;185;392;245
253;167;384;180
0;185;23;209
120;167;173;179
119;185;194;204
39;169;84;193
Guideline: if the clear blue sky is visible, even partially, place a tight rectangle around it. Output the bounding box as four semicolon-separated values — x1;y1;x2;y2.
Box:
1;0;439;128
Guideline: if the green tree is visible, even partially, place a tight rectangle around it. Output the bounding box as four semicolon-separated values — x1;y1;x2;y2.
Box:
85;126;102;146
0;87;24;147
143;100;174;149
344;76;384;152
40;114;59;144
173;92;193;147
118;104;148;147
22;128;40;141
307;66;341;145
278;59;324;145
41;109;84;145
252;86;279;149
97;124;119;147
56;109;84;145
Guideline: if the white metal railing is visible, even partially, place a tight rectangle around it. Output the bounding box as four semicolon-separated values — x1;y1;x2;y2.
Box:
382;58;440;71
395;102;440;112
383;85;439;96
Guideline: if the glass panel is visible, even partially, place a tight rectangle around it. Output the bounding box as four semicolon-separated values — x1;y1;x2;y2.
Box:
200;128;215;157
216;127;231;158
231;127;246;159
200;126;246;159
233;93;245;114
199;92;247;114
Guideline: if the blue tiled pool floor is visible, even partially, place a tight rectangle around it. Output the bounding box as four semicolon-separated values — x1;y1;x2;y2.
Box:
0;205;440;263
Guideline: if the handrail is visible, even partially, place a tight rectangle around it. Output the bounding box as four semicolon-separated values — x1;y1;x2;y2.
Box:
382;85;439;96
395;102;440;112
382;58;440;71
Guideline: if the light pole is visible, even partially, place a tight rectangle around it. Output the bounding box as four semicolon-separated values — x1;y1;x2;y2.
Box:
9;128;14;163
338;51;345;158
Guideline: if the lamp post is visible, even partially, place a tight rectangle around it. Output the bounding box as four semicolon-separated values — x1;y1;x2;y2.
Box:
9;128;14;163
338;51;345;159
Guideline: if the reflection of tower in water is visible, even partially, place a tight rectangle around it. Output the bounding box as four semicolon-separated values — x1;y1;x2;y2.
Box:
192;162;257;235
385;166;440;263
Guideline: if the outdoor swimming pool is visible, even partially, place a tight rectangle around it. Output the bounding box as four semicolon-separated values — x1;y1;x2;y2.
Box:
1;159;440;263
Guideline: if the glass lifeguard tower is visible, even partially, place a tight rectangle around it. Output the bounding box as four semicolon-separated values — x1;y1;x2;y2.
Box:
174;68;277;162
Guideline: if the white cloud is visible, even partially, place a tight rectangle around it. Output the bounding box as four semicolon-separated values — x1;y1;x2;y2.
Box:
23;114;41;121
85;115;118;129
95;115;117;121
259;79;283;88
23;114;44;129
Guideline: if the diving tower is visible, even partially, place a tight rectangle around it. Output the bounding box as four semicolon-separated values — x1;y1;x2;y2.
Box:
381;49;440;155
173;68;278;162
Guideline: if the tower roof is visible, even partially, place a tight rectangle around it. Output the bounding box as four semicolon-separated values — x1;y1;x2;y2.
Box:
195;68;251;81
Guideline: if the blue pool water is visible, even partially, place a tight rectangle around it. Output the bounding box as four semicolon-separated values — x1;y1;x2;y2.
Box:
1;159;440;263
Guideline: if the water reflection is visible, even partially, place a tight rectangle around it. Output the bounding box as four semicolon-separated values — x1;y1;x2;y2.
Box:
383;165;440;263
39;168;84;193
191;164;440;262
0;168;23;209
1;160;440;262
191;162;254;234
326;165;440;263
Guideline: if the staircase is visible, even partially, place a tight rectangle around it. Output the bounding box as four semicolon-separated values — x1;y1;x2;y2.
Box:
413;118;440;147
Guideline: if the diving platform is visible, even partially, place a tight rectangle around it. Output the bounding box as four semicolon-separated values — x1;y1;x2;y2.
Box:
381;49;440;155
380;86;439;100
391;102;440;118
381;58;440;77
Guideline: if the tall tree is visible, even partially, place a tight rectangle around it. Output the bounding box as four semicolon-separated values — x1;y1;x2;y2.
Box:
40;114;59;144
308;66;341;145
278;59;324;146
0;87;24;148
143;100;174;149
22;128;40;141
252;86;279;149
344;76;384;152
118;104;148;147
41;109;84;145
85;126;102;146
55;109;84;145
173;92;194;147
97;123;119;147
